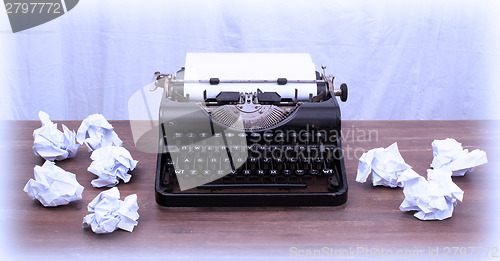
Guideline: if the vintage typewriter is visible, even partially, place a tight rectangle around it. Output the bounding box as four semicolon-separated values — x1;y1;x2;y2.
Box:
152;53;348;206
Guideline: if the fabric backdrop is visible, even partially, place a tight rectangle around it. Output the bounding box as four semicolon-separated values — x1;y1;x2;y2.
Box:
1;0;499;120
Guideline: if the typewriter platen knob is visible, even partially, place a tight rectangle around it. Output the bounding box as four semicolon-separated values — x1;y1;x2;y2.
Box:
332;81;348;102
340;83;348;102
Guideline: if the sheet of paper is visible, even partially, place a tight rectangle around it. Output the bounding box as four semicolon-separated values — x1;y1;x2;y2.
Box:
32;111;80;161
76;114;123;151
82;187;139;234
184;53;318;100
23;161;84;207
431;138;488;176
356;142;411;187
87;146;138;187
398;168;463;220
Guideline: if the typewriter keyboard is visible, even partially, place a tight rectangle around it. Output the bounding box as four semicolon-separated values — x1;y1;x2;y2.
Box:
158;131;344;194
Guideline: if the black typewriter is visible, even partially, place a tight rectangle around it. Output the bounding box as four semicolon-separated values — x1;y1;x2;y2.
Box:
152;53;348;207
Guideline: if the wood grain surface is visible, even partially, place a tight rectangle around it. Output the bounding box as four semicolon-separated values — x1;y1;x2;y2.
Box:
2;120;498;260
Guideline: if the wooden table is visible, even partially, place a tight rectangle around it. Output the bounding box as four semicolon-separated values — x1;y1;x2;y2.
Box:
2;121;498;259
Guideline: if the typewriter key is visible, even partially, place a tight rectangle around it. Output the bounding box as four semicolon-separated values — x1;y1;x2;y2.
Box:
274;158;284;171
275;132;285;145
247;158;258;171
288;158;297;171
263;132;273;144
289;132;298;145
322;169;334;175
316;132;325;144
249;133;260;143
300;132;310;143
295;170;305;176
261;158;271;170
186;133;196;144
300;158;310;171
313;158;324;170
308;170;319;176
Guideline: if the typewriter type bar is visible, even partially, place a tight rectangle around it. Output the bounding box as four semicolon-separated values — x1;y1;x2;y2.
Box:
153;53;348;207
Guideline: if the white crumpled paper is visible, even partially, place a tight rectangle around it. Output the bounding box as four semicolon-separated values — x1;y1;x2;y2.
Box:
431;138;488;176
32;111;80;161
76;114;123;151
23;161;84;207
398;168;463;220
356;142;411;187
88;146;138;187
82;187;139;234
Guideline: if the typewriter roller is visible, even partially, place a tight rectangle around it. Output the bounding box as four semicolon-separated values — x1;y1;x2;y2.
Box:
153;53;348;206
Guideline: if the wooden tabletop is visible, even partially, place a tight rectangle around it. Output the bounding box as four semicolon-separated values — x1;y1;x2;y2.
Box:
2;120;498;260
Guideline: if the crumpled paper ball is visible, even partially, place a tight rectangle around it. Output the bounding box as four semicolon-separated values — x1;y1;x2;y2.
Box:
24;161;84;207
356;142;412;187
76;114;123;151
398;168;463;220
82;187;139;234
87;146;138;187
431;138;487;176
32;111;80;161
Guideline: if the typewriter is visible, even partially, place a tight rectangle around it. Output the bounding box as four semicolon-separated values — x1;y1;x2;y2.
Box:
152;53;348;207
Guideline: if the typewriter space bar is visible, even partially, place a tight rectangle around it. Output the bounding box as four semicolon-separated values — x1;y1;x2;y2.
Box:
197;183;307;190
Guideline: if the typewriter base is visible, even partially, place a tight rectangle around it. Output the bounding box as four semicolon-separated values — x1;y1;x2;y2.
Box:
155;190;347;207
